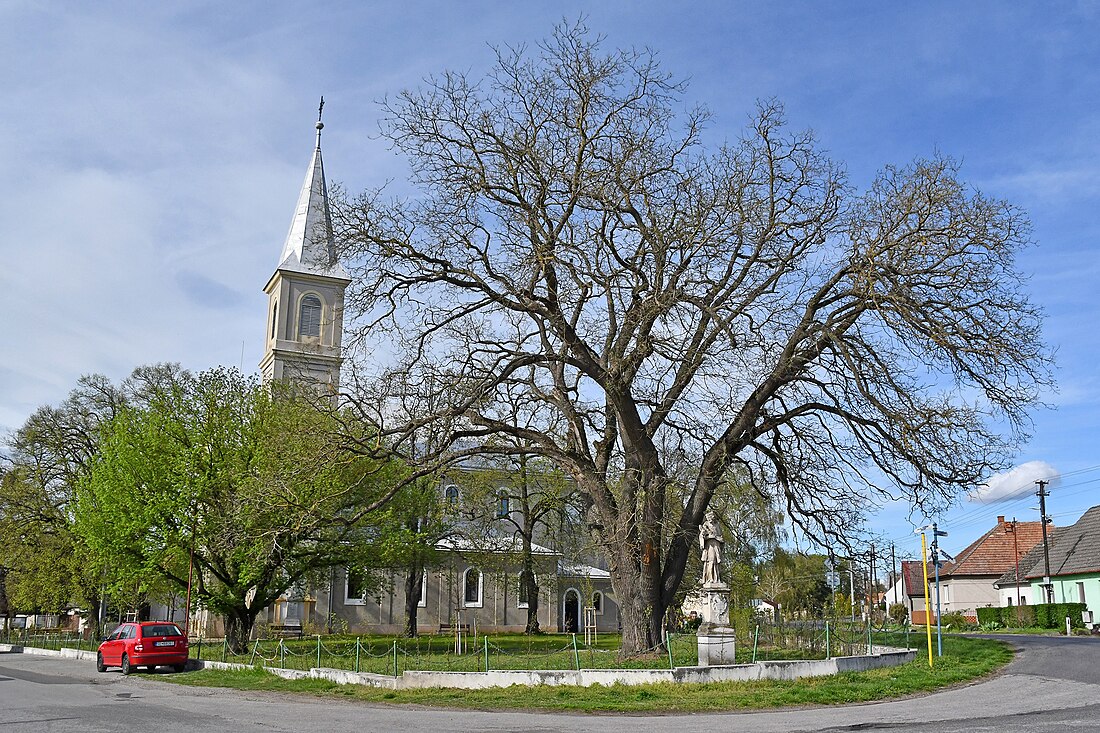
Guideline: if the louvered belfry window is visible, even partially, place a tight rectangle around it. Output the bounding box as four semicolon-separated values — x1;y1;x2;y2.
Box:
298;295;322;338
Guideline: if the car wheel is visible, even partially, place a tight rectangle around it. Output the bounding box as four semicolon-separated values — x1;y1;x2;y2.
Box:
172;663;186;673
96;652;107;673
120;653;131;676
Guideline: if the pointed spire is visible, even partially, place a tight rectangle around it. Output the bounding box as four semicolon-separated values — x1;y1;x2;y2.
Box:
277;99;349;280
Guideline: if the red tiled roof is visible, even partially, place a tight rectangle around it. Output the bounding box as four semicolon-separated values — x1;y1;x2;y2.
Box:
940;516;1047;578
901;560;927;597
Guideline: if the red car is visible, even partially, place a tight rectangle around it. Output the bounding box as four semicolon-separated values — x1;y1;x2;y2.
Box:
97;621;189;674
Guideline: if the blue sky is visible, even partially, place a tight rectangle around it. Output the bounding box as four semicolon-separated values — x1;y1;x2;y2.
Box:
2;1;1098;565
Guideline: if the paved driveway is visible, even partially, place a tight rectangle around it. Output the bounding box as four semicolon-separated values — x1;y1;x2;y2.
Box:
2;634;1099;732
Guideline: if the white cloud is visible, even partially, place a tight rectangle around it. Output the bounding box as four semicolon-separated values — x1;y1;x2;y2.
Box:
969;461;1060;503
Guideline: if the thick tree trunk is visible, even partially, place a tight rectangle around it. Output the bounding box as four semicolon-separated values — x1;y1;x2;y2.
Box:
609;541;668;657
402;565;424;637
223;607;258;654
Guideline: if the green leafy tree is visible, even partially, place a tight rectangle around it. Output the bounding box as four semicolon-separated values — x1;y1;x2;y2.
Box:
75;367;401;652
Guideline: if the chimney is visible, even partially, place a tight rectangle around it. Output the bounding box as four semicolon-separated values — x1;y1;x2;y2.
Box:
997;515;1005;525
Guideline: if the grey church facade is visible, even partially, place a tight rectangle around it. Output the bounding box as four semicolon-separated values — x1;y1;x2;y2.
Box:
251;118;618;636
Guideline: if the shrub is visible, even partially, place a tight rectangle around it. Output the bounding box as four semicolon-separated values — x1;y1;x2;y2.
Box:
888;603;909;625
940;611;973;630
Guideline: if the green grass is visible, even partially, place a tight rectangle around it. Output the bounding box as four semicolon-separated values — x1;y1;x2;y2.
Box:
160;635;1012;713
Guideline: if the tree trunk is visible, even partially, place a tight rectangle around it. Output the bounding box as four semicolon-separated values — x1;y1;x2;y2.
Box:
609;540;668;657
521;566;540;634
402;565;424;637
223;607;258;654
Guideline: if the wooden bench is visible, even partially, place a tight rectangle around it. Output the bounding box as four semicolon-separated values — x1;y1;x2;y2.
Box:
269;624;303;639
438;623;471;634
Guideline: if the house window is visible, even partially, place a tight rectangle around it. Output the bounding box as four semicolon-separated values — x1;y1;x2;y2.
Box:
497;491;510;518
517;572;535;608
1020;596;1027;605
1078;582;1087;604
463;567;483;607
298;295;322;338
1007;597;1014;607
418;572;427;608
591;591;604;615
346;568;367;604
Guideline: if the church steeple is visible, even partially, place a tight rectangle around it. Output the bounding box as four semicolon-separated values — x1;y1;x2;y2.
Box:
260;102;351;390
276;99;349;280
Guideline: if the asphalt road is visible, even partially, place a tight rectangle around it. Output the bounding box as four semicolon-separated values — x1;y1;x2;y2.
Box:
2;634;1099;732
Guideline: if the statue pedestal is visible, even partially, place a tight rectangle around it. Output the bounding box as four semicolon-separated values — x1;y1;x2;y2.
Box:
697;582;736;666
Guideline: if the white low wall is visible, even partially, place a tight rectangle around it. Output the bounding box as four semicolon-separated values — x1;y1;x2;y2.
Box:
2;643;915;690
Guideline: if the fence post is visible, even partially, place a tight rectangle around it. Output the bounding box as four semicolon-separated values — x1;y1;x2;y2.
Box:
483;635;489;673
316;635;321;669
392;640;398;677
222;638;227;663
280;639;285;669
665;630;674;670
825;621;831;659
571;633;580;670
867;620;872;654
355;638;361;673
752;624;760;663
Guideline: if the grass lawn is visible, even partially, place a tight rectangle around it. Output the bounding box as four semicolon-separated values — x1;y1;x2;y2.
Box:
161;635;1012;713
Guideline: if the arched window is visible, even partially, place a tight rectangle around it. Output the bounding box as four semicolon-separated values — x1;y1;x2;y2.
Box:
497;490;510;518
591;590;604;615
298;295;322;338
463;567;482;607
444;485;460;505
271;300;278;339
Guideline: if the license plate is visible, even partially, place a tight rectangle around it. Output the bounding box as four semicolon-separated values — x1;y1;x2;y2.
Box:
154;641;175;647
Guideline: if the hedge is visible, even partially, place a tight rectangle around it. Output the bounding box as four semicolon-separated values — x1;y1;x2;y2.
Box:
977;602;1084;628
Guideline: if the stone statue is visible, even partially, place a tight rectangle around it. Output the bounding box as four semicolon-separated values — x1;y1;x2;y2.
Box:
699;513;724;586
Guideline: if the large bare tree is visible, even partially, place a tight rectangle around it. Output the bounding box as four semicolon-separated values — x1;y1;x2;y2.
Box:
334;24;1053;655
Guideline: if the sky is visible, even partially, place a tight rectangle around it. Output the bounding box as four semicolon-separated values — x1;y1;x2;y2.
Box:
2;1;1099;566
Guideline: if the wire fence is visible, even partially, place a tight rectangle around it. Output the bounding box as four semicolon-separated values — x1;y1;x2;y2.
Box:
2;620;913;675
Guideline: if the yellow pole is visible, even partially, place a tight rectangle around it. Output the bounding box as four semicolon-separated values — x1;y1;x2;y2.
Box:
920;531;934;668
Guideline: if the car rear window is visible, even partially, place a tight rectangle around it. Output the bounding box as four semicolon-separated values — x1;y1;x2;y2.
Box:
142;624;184;638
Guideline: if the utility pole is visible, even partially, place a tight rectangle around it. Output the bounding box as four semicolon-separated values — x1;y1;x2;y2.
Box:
931;523;949;657
849;563;856;619
891;543;898;608
869;542;876;622
1010;518;1022;625
1036;480;1054;604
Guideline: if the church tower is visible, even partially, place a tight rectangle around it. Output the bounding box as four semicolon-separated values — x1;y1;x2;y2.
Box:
260;106;351;390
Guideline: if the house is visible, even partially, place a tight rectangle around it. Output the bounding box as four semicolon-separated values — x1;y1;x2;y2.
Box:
932;516;1047;620
883;560;930;623
993;528;1063;608
1016;505;1100;621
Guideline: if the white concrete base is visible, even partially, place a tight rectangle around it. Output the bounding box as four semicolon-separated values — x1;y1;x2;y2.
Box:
2;642;916;690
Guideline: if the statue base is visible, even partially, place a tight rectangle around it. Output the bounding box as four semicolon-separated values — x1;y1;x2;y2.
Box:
697;622;737;666
696;582;735;666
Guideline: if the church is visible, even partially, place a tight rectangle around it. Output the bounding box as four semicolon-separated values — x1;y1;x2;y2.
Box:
251;114;618;637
